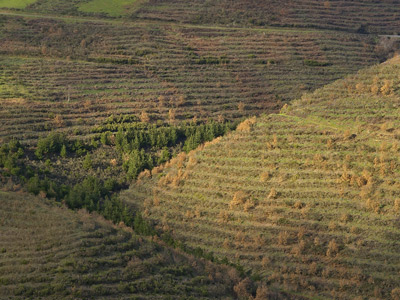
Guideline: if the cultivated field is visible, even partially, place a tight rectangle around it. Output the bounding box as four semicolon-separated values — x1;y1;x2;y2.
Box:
124;56;400;299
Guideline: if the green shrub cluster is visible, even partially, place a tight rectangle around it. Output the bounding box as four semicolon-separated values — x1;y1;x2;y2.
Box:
114;125;178;152
35;133;90;159
27;175;69;199
0;140;25;176
35;133;68;159
101;119;235;153
182;122;232;152
123;149;154;180
193;55;230;65
303;59;332;67
103;114;140;125
88;57;138;65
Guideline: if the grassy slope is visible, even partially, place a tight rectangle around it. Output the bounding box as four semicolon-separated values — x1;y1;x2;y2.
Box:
0;0;36;9
0;14;383;143
123;56;400;299
0;190;243;299
78;0;140;17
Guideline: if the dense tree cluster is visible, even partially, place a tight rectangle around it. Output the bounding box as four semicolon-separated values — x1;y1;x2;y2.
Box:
95;118;236;180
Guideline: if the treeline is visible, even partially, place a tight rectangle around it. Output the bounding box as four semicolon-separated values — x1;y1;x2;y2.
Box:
95;118;236;152
93;118;236;179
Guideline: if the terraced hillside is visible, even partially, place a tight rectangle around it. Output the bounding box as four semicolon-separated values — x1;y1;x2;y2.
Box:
135;0;400;34
0;13;387;143
3;0;400;34
0;190;245;299
124;56;400;299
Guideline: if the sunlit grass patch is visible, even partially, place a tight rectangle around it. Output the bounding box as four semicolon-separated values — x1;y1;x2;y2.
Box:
78;0;140;17
0;0;37;9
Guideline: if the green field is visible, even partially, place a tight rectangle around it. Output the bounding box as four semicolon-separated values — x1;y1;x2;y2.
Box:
78;0;140;16
0;0;36;9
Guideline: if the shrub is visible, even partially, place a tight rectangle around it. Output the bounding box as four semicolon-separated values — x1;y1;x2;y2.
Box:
392;288;400;300
230;191;247;209
233;278;254;300
27;175;41;195
243;199;255;212
395;199;400;213
60;145;67;158
35;133;67;159
381;79;393;95
140;111;150;123
259;172;270;182
268;188;278;199
237;117;256;132
255;285;270;300
304;59;332;67
278;231;290;246
326;239;339;257
66;176;104;211
83;153;93;170
133;213;155;236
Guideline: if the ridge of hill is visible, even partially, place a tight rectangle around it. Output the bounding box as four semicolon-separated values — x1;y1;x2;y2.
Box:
123;56;400;299
0;190;249;299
